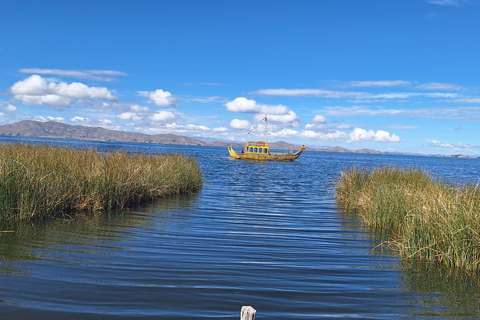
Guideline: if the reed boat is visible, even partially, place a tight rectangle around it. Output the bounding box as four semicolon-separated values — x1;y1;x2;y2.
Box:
228;115;306;161
228;141;306;161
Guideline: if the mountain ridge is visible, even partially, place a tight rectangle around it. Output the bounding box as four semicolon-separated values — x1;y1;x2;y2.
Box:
0;120;382;154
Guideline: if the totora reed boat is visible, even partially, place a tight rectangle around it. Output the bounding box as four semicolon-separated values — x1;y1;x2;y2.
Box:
228;115;306;161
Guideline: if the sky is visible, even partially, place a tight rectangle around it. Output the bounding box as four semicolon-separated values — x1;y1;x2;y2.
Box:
1;0;480;155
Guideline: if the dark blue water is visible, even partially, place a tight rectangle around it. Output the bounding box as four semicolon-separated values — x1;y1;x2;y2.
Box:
0;137;479;319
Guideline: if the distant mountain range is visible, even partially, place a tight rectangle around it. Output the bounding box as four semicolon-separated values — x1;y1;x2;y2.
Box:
0;120;383;154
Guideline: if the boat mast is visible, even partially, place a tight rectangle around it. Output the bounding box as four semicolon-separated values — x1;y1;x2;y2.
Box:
264;114;268;144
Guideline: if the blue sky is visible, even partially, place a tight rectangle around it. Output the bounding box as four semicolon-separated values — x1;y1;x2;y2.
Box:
1;0;480;155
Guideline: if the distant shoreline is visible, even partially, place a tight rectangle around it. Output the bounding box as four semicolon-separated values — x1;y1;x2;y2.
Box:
0;120;478;158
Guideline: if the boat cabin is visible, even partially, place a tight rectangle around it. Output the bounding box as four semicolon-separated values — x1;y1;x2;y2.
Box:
244;141;269;154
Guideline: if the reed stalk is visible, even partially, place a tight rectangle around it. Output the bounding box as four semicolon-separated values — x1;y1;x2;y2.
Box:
0;144;202;221
336;166;480;271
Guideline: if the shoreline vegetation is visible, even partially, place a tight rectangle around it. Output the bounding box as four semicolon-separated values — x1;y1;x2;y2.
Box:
336;166;480;271
0;144;202;221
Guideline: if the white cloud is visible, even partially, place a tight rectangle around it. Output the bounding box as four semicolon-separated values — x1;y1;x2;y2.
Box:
416;82;466;91
323;105;403;116
312;115;327;123
71;116;87;122
34;115;65;122
0;103;17;111
17;94;72;107
426;0;470;6
10;75;116;107
118;112;143;121
130;104;151;112
230;119;251;130
139;89;178;107
213;127;228;132
347;80;411;87
252;88;364;98
150;111;176;122
0;112;5;117
366;92;459;99
18;68;127;82
225;97;257;113
69;116;115;127
187;124;209;131
336;124;354;130
387;125;419;130
269;128;300;138
259;111;298;123
427;138;479;149
348;128;400;143
451;98;480;103
300;130;348;140
183;96;224;103
99;119;113;125
321;105;480;121
224;97;288;115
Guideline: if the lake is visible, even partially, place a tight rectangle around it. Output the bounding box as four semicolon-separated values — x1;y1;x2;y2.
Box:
0;137;480;319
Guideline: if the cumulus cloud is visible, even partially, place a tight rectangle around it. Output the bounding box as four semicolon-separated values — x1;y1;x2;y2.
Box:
0;103;17;111
224;97;288;115
348;128;400;143
269;128;300;138
150;111;176;122
34;115;65;122
10;75;116;107
230;119;251;130
312;115;327;123
18;68;127;82
130;104;151;112
71;116;88;122
259;111;298;124
139;89;178;107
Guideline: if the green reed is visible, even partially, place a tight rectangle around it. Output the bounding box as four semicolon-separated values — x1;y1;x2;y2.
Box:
0;144;202;221
336;166;480;271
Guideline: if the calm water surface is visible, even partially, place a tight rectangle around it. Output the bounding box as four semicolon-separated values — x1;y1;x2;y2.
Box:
1;138;480;319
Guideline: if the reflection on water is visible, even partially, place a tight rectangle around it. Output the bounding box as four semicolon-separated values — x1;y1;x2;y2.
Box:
0;194;198;264
0;138;479;319
401;261;480;317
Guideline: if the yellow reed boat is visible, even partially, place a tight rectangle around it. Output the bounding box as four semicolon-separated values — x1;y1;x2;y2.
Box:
228;115;306;161
228;141;306;161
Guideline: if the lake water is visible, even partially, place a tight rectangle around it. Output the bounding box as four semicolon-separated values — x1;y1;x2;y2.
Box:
1;137;480;319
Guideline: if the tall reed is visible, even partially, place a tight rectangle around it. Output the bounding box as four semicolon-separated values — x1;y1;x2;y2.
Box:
336;166;480;271
0;144;202;221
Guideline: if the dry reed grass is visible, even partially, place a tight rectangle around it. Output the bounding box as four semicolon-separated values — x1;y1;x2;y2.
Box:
336;166;480;271
0;144;202;221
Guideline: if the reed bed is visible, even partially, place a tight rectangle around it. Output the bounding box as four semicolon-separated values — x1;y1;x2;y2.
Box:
336;166;480;271
0;144;202;221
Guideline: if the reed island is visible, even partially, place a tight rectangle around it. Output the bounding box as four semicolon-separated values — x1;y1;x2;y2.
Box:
336;166;480;271
0;144;202;221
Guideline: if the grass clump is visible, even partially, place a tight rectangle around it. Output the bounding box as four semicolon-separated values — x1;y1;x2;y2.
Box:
0;144;202;221
336;166;480;271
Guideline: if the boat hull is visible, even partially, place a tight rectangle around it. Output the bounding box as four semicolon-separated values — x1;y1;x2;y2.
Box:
228;145;305;161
